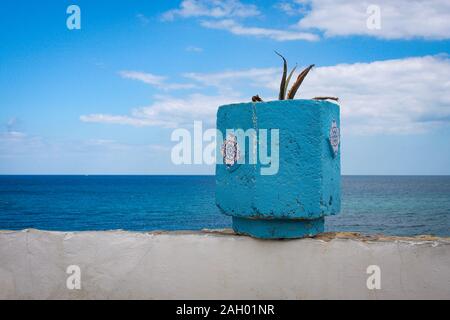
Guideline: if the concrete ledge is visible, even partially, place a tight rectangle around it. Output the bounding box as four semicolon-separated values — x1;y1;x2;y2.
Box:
0;229;449;300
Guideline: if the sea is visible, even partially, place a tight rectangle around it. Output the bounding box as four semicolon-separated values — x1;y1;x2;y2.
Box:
0;175;448;236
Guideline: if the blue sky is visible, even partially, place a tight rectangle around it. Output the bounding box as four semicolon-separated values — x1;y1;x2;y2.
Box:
0;0;449;174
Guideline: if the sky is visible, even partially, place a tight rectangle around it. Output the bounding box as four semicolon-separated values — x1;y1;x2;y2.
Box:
0;0;449;175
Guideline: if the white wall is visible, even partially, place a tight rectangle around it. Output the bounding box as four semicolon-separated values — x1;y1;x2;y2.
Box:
0;229;449;300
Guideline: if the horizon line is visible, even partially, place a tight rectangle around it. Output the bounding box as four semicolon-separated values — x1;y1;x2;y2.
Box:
0;174;449;177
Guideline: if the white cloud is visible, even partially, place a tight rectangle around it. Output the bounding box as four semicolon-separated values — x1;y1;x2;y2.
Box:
83;56;450;135
0;131;27;140
162;0;318;41
0;128;171;175
162;0;260;21
274;2;302;16
119;71;197;90
6;117;18;132
295;0;450;40
184;67;279;90
119;71;166;86
136;13;150;26
201;19;319;41
186;55;450;134
0;130;45;158
186;45;203;52
81;93;242;128
80;114;174;128
163;0;450;41
0;123;167;157
293;55;450;134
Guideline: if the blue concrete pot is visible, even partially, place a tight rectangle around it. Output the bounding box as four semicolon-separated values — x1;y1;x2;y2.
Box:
215;99;341;239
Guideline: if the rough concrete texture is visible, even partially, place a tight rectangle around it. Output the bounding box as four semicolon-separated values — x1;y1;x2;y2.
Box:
216;100;341;220
0;229;449;300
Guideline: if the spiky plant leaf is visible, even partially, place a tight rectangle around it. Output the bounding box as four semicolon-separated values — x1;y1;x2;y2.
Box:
287;64;314;100
284;64;297;99
275;51;287;100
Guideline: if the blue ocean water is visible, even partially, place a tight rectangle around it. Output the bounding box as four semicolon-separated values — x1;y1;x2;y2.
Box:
0;175;448;236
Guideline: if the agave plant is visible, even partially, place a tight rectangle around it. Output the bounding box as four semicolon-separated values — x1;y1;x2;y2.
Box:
252;51;338;103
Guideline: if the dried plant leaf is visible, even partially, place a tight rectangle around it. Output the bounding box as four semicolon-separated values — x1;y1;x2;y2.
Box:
284;64;297;99
252;95;263;102
287;64;314;100
275;51;287;100
313;96;339;102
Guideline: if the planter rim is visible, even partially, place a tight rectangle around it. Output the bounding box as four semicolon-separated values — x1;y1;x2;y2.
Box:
218;99;340;110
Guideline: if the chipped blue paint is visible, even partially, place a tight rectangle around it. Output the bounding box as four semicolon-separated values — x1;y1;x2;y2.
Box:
216;99;341;239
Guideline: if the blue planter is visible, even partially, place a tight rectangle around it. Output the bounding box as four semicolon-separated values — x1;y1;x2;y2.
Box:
216;99;341;239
